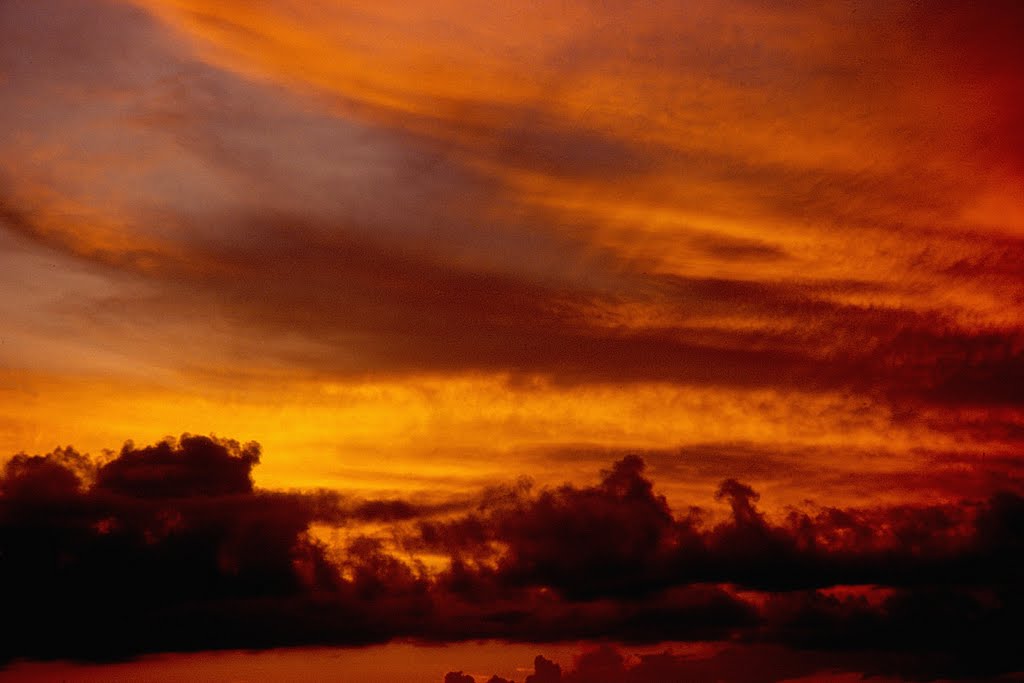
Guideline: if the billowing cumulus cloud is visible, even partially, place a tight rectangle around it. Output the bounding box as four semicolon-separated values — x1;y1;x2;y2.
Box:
2;437;1021;679
418;454;1023;597
450;641;1024;683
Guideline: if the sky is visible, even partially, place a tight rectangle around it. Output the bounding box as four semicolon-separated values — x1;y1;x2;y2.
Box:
1;1;1023;681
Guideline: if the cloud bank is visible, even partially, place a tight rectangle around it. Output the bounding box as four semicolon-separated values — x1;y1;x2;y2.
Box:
2;436;1020;679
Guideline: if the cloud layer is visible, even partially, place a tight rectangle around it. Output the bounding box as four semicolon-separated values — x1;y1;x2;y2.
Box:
1;1;1022;506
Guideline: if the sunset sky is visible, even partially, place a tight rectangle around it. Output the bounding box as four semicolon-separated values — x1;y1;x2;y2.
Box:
1;1;1023;681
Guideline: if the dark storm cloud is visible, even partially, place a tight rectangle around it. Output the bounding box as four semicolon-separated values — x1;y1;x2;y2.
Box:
447;646;819;683
760;586;1024;681
418;455;1024;595
0;435;348;662
0;438;746;663
95;436;260;498
2;438;1022;677
450;641;1024;683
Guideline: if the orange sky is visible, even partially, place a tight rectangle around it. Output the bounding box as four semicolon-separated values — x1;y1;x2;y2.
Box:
0;642;915;683
2;0;1022;510
1;1;1023;680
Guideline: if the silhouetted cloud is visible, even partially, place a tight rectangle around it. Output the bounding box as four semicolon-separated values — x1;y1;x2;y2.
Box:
0;435;351;662
453;639;1024;683
456;644;862;683
95;435;260;498
418;453;1023;595
1;438;1021;679
526;655;562;683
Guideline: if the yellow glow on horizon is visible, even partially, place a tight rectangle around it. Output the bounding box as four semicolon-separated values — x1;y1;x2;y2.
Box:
0;367;1003;509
